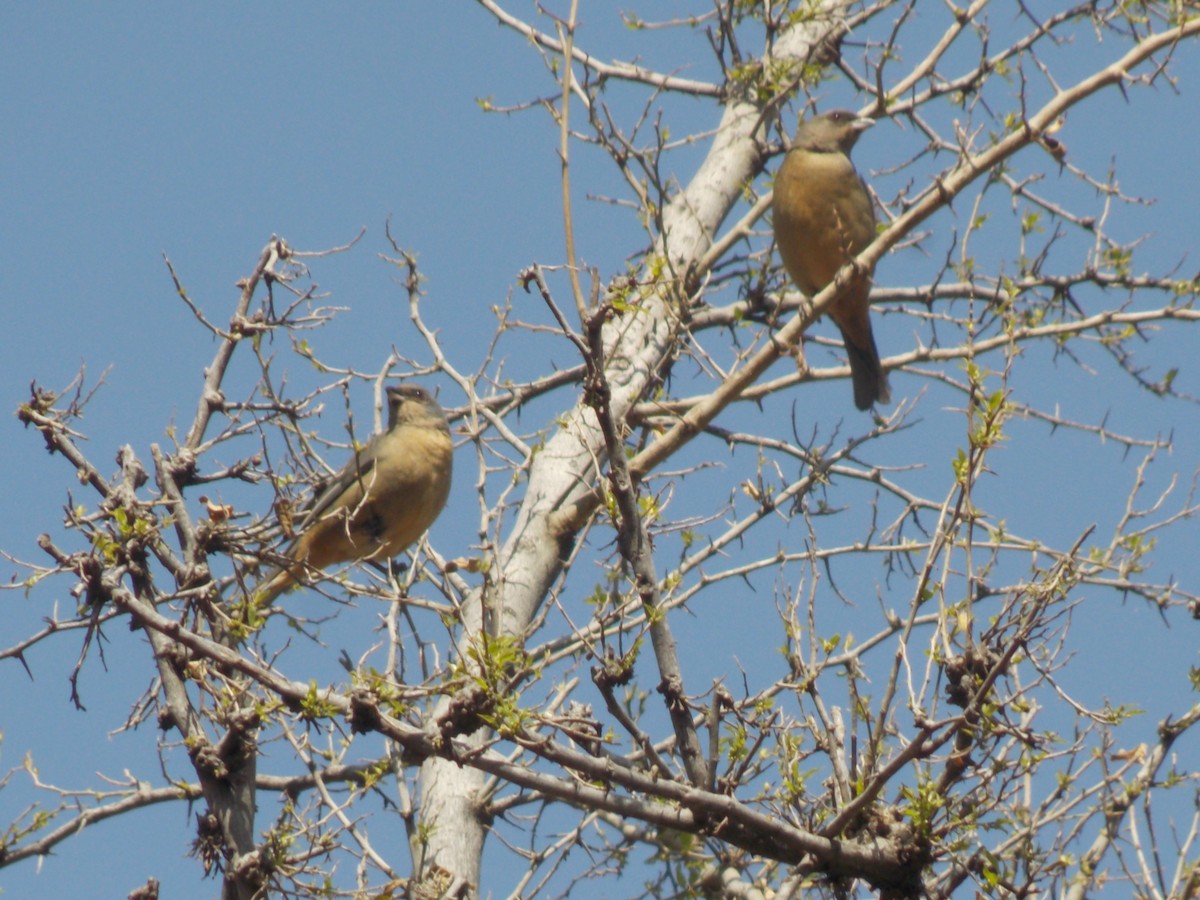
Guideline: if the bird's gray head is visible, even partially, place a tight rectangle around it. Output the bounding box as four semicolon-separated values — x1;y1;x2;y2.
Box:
386;384;448;431
794;110;874;154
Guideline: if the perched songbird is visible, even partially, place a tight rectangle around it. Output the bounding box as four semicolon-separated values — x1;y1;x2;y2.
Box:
254;384;453;606
773;110;891;410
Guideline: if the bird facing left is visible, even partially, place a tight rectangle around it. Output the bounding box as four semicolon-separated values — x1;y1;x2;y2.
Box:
252;384;453;606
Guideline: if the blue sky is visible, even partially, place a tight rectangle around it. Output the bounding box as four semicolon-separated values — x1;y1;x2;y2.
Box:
3;4;1199;896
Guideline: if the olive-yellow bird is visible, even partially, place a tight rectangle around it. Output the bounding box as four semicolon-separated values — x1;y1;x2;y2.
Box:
773;110;891;410
254;384;452;606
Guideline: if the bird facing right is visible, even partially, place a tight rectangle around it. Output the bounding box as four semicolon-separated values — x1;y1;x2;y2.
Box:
253;384;453;607
773;109;891;411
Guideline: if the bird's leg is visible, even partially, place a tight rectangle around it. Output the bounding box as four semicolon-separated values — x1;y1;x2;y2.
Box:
359;508;387;546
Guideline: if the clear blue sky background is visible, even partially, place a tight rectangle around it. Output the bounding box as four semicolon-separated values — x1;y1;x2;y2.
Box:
2;4;1198;896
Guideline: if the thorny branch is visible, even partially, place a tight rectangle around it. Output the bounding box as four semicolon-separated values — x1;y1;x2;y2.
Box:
5;3;1200;898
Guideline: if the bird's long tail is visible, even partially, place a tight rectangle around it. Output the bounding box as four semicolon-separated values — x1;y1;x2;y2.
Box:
839;325;892;411
250;564;299;609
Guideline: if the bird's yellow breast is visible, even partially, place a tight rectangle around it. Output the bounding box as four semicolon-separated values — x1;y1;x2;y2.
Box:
297;423;452;568
364;424;453;554
773;147;875;296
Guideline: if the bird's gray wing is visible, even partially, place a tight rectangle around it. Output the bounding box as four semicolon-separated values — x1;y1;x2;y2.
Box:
294;435;384;529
